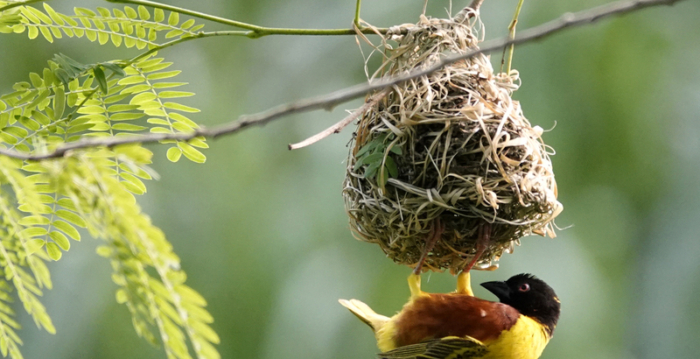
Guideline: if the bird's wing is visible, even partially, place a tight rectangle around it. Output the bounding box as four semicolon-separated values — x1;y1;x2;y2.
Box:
393;294;520;345
378;336;487;359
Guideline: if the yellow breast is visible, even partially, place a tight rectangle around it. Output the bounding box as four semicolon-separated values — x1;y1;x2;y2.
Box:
480;316;550;359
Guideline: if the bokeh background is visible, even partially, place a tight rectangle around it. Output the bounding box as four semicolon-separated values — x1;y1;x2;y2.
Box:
1;0;699;358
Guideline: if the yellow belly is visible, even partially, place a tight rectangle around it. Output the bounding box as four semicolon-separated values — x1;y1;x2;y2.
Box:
376;314;549;359
480;316;550;359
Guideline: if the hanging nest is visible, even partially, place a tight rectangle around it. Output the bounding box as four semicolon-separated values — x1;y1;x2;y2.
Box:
343;8;563;272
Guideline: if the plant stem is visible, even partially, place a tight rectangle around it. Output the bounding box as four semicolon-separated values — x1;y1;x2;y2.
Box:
127;31;249;64
107;0;388;37
501;0;525;74
355;0;362;28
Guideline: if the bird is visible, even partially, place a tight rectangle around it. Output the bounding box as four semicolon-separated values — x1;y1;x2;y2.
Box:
339;271;560;359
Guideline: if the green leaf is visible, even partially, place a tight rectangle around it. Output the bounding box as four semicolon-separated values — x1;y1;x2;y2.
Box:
53;85;65;121
57;198;77;211
189;320;219;344
43;4;65;26
18;227;48;238
137;6;150;20
93;66;108;94
28;25;39;39
95;246;112;258
4;127;28;138
141;62;172;73
146;70;180;80
101;63;126;77
46;242;62;261
18;216;50;226
176;285;207;306
49;231;70;251
98;31;109;45
363;161;381;179
116;289;128;304
18;116;40;131
188;138;208;149
360;153;383;166
166;147;182;162
39;27;54;42
355;141;377;158
26;239;45;255
112;123;147;131
54;210;86;227
29;72;43;88
178;142;206;163
118;76;145;85
124;6;137;19
52;220;80;241
180;19;195;30
107;104;140;113
130;92;157;105
152;82;187;89
154;8;165;23
385;156;398;178
162;102;199;113
26;7;53;25
67;123;95;134
168;12;179;26
110;113;144;121
157;91;194;99
119;173;146;193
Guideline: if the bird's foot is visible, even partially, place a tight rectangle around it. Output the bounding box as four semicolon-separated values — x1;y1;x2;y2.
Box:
456;270;474;296
463;223;491;273
412;219;444;275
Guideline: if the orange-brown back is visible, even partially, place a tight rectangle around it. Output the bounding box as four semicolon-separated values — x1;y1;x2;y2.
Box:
393;293;520;347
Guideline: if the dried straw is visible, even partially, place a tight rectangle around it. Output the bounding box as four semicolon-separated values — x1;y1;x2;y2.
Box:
343;8;562;272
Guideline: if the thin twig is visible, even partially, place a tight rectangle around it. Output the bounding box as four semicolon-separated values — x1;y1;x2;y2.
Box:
106;0;389;37
0;0;684;161
288;90;388;150
469;0;485;12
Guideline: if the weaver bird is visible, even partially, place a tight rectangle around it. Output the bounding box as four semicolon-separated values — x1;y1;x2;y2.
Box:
339;272;560;359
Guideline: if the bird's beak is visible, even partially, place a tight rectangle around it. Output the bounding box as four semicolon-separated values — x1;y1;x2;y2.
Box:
481;281;511;302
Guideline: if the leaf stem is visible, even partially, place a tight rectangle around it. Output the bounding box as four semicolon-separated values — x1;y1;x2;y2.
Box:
129;31;249;64
507;0;525;73
355;0;362;28
106;0;388;37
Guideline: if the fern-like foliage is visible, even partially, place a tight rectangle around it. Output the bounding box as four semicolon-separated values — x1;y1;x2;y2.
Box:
0;2;204;48
0;3;218;359
47;150;219;359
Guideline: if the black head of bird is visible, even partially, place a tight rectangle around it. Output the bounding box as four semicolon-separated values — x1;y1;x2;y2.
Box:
481;273;561;335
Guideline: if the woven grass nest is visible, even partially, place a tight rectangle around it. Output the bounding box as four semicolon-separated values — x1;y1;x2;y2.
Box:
343;8;563;272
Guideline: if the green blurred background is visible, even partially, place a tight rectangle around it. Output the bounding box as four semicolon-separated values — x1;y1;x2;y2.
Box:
1;0;700;358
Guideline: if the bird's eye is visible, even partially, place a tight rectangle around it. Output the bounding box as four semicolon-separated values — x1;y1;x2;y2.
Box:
519;283;530;292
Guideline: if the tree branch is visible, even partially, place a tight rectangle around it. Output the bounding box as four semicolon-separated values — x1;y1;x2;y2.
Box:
0;0;685;161
106;0;389;37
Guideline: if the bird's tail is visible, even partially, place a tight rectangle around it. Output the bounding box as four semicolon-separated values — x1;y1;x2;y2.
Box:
338;299;390;332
